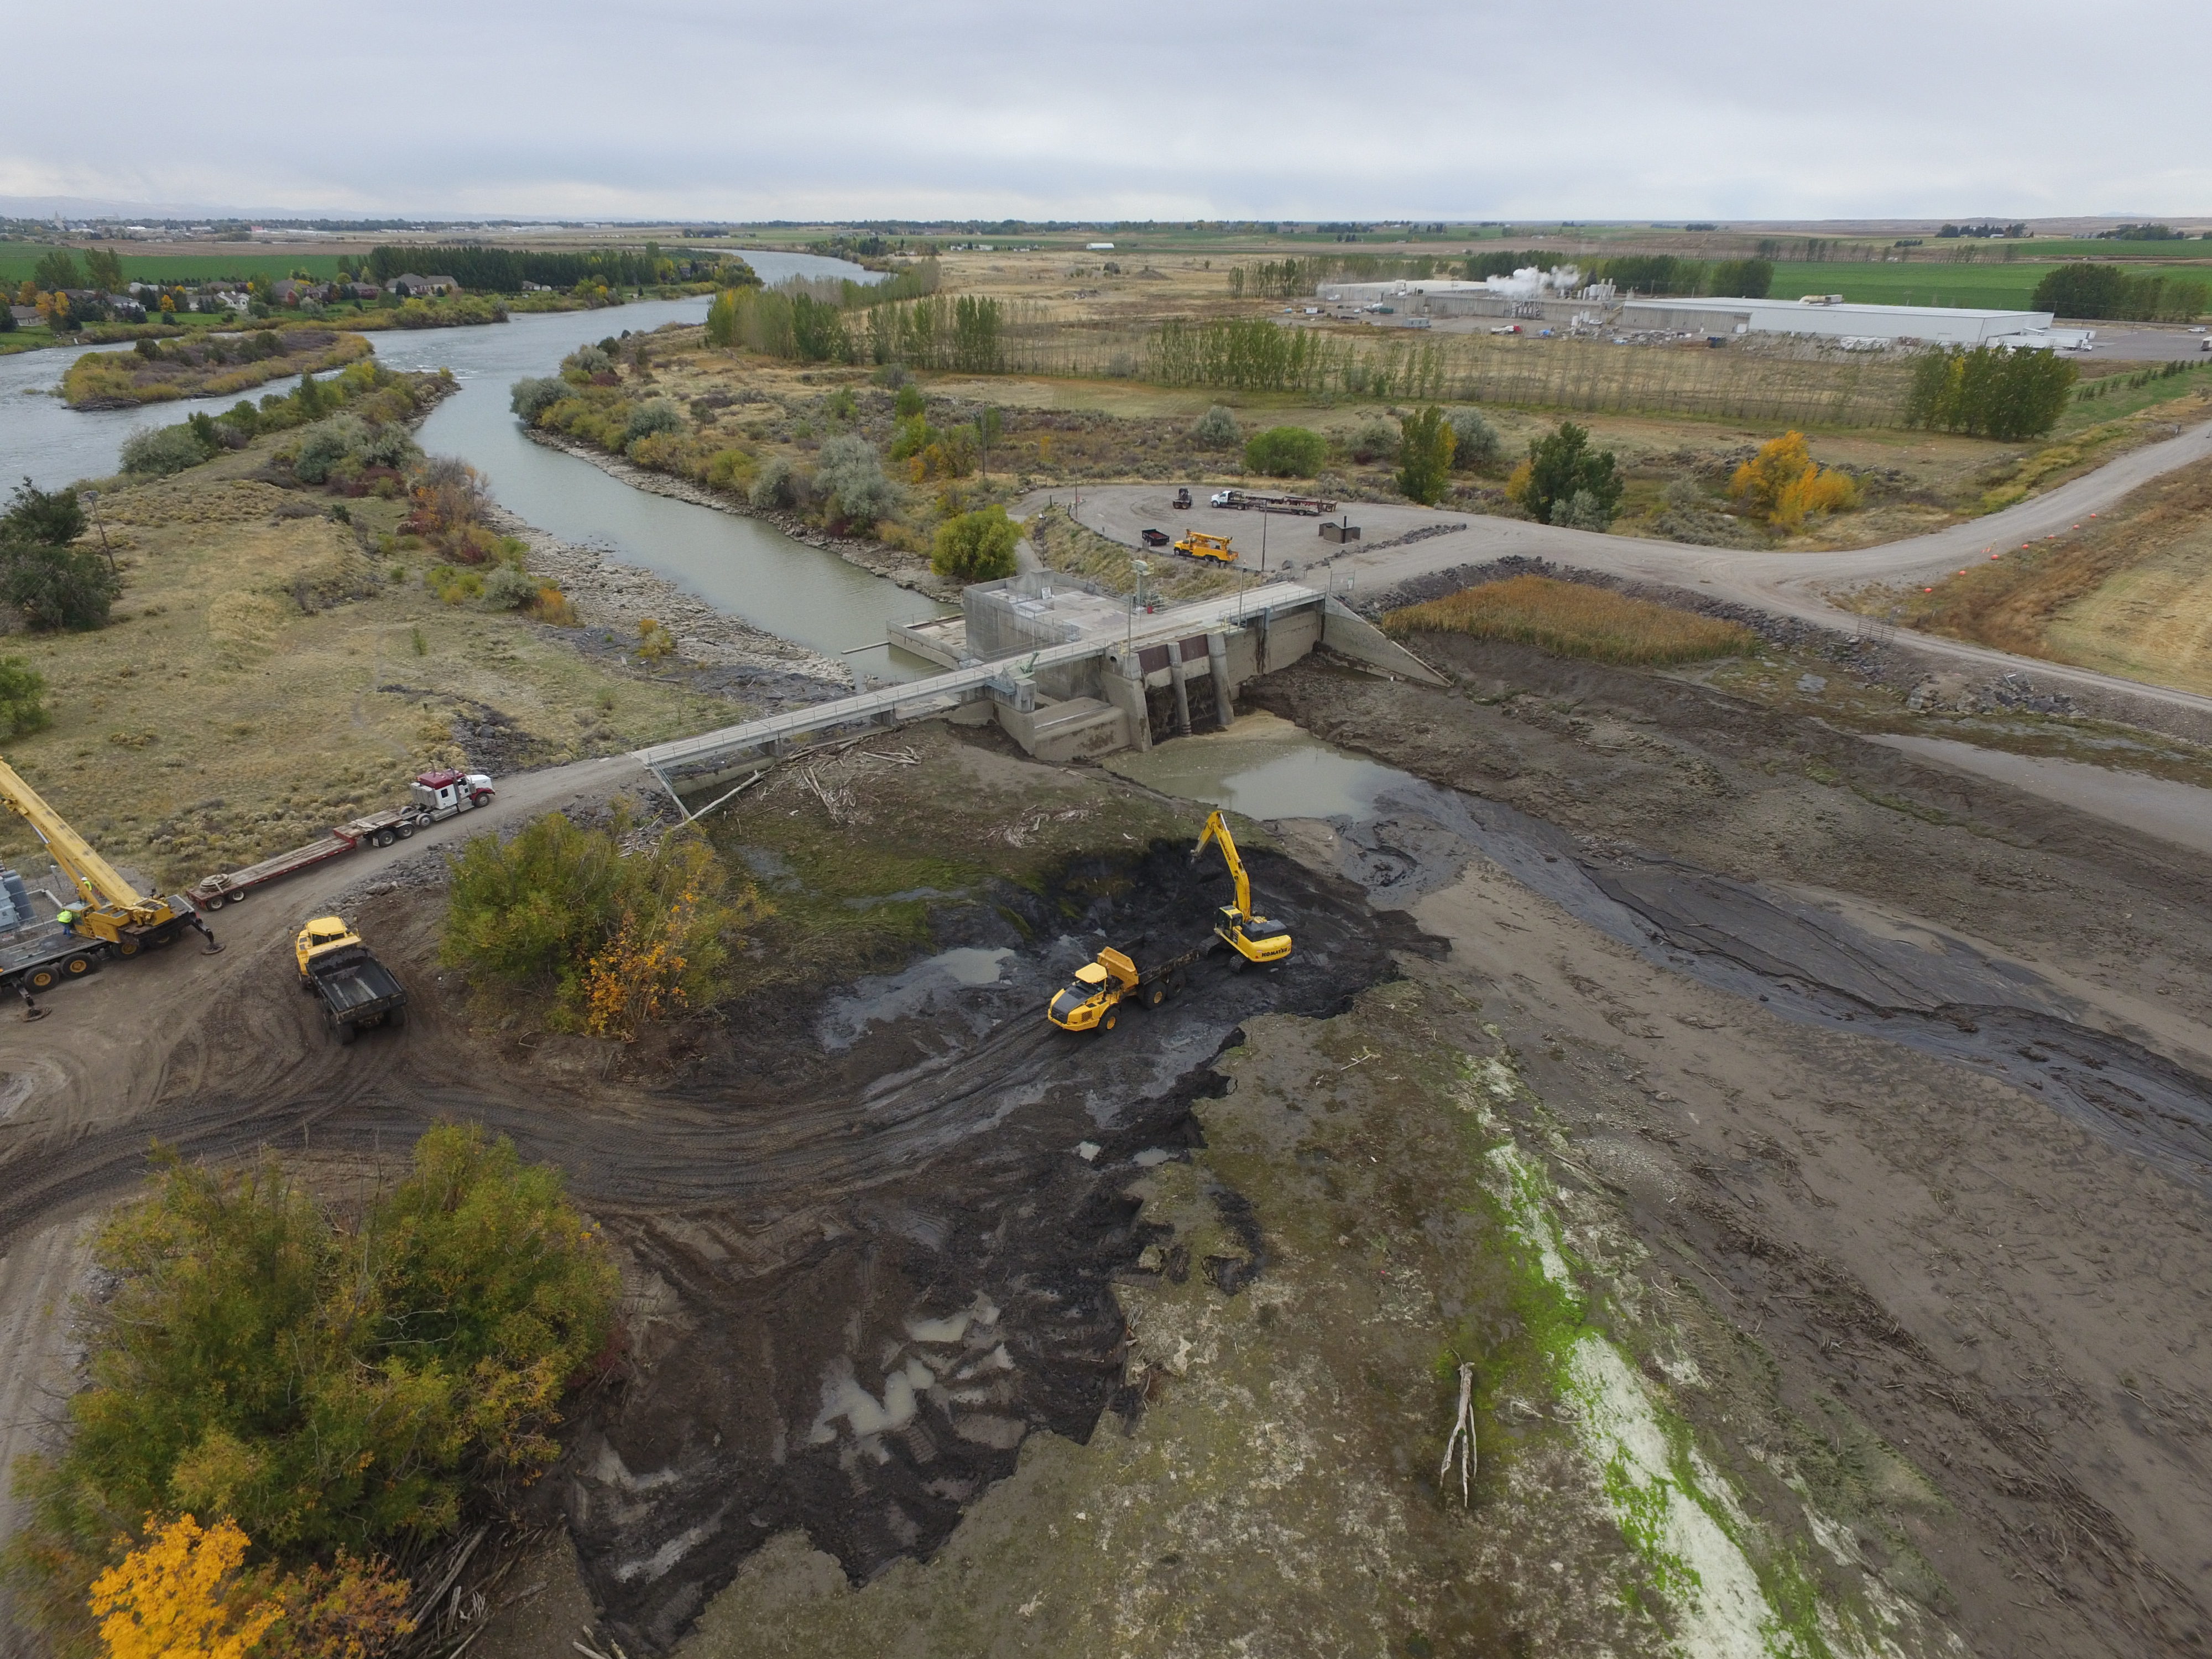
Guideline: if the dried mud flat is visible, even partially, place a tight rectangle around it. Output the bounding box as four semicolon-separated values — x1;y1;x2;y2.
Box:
5;641;2212;1658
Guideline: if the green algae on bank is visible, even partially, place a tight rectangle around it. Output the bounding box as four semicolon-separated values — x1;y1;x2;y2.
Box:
674;973;1963;1659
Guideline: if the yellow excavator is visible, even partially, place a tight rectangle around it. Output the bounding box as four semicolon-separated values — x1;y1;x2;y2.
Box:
1194;809;1292;968
0;755;217;998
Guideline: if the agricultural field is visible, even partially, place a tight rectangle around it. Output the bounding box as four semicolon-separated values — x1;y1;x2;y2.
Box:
0;241;348;286
1765;258;2212;311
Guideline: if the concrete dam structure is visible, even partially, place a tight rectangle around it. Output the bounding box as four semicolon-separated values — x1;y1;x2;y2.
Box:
636;572;1442;794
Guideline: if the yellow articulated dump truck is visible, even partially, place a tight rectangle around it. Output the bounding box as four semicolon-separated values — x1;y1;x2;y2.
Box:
1047;936;1212;1034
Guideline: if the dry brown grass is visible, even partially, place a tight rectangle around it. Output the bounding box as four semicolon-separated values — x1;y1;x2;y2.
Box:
1880;456;2212;695
1383;575;1756;665
0;444;734;889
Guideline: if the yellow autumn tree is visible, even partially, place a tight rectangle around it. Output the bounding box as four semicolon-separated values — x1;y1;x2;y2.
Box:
90;1515;279;1659
1728;431;1858;532
581;880;696;1040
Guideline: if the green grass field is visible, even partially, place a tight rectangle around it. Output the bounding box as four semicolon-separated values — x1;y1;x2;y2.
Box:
0;243;346;286
1754;260;2212;311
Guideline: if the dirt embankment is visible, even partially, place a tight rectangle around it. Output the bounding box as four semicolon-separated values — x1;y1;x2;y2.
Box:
1245;644;2212;1657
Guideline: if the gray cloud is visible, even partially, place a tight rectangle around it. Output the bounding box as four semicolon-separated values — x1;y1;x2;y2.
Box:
3;0;2206;217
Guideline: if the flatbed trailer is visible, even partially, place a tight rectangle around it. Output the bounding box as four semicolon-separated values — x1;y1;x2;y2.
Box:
189;770;494;909
191;811;411;909
1;917;105;995
1207;489;1339;517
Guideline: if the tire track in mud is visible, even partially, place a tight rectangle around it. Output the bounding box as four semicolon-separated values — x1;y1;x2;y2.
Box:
0;844;1434;1653
1325;779;2212;1193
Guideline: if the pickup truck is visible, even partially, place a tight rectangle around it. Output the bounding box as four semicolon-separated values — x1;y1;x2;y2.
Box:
296;916;406;1044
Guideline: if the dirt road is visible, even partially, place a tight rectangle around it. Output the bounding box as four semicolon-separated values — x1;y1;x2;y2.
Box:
1050;414;2212;723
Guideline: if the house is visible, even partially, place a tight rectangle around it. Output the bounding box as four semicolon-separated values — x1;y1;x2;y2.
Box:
347;283;382;301
106;293;146;321
270;278;333;305
385;273;460;299
8;306;39;328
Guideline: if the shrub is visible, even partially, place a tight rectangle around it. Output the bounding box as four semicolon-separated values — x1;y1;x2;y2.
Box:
1382;574;1755;665
703;447;757;493
1244;425;1326;477
749;455;799;510
4;1128;615;1646
1190;405;1240;448
509;375;568;422
931;504;1020;581
1348;420;1399;465
480;563;540;609
0;656;48;737
442;810;764;1034
1448;408;1500;470
1729;431;1859;531
2;479;86;547
1394;406;1455;504
894;383;926;419
562;344;613;378
293;415;364;483
624;397;684;446
2;546;119;630
119;423;212;477
1507;420;1622;526
815;434;899;531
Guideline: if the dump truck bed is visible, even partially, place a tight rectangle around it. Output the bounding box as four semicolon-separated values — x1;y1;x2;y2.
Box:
309;943;406;1022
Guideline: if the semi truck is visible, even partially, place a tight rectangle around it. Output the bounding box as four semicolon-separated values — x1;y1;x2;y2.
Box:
190;769;494;909
295;916;406;1044
1207;489;1339;516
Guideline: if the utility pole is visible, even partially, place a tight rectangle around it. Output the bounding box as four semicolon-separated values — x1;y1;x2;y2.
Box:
81;489;114;573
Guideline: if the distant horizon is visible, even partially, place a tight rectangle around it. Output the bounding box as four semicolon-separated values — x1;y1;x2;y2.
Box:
4;204;2208;236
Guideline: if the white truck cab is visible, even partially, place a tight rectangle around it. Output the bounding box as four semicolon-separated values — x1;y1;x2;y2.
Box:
408;769;495;823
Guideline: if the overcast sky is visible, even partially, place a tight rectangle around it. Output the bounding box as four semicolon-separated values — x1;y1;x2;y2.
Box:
4;0;2207;221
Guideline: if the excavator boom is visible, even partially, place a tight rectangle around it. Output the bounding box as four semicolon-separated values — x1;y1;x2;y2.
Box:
1193;810;1253;922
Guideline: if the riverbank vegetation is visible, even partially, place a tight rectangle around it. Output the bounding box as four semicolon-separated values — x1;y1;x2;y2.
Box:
3;1125;615;1655
61;329;374;409
444;809;766;1039
497;243;2212;573
0;394;740;893
1384;574;1756;665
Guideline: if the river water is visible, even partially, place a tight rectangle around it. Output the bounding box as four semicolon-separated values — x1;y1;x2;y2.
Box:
0;249;943;679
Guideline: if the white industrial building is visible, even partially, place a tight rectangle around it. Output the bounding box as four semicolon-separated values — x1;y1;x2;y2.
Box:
1313;276;2089;350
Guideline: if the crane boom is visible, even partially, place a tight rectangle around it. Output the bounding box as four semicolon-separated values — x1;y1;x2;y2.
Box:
0;754;180;943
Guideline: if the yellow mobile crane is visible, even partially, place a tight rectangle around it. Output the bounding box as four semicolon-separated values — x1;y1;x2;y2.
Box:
1194;809;1292;968
0;755;217;995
